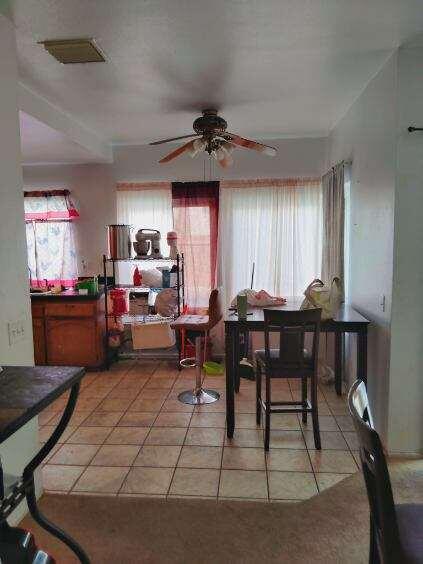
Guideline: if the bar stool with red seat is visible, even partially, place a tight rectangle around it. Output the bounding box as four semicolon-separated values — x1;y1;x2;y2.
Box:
171;289;221;405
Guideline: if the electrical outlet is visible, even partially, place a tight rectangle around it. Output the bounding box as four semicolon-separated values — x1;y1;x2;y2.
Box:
7;319;26;346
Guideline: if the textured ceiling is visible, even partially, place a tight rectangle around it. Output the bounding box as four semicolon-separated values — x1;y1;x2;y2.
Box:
19;112;102;164
8;0;423;145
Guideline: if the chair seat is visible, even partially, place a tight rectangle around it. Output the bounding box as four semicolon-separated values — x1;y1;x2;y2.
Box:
396;503;423;563
255;348;313;377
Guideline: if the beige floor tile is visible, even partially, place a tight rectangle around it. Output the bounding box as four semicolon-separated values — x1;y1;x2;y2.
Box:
268;430;306;450
316;473;351;492
234;414;261;429
118;412;157;427
97;397;134;412
178;446;222;469
121;467;173;495
222;447;266;470
161;399;195;413
47;411;91;427
75;397;102;412
144;378;175;390
73;466;129;493
129;398;164;412
270;413;301;430
268;471;318;500
170;468;220;497
105;427;150;445
328;403;350;416
300;415;339;432
107;385;145;399
185;427;225;447
91;445;140;466
225;428;264;448
49;444;99;466
154;412;191;428
334;415;355;432
234;401;256;413
189;413;226;428
43;465;84;492
303;430;348;450
266;449;312;472
342;431;360;450
38;411;57;426
134;445;181;467
193;401;226;413
67;426;112;445
309;450;358;473
83;411;124;427
144;427;187;446
40;425;76;444
138;388;169;400
219;470;268;499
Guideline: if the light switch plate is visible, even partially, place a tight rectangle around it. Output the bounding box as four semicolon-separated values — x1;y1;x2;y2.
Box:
7;319;26;346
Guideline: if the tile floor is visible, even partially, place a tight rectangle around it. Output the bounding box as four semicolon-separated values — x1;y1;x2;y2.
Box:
40;360;360;502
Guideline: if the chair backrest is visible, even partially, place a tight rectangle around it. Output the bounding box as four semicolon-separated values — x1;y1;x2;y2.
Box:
263;308;321;373
348;380;402;562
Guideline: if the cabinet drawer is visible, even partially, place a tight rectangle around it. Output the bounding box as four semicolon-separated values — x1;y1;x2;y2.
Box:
45;302;95;318
46;318;98;366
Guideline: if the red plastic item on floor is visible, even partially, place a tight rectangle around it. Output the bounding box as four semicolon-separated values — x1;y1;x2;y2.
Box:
110;288;129;316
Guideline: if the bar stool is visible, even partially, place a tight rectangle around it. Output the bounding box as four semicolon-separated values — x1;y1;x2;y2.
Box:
171;289;221;405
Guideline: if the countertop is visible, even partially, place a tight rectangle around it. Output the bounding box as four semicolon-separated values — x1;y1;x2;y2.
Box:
0;366;85;443
30;288;104;301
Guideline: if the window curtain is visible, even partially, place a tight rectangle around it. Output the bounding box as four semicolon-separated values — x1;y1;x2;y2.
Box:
172;181;219;311
218;178;322;309
321;163;345;292
24;190;79;287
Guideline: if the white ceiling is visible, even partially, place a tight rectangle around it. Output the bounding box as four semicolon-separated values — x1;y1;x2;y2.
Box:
19;111;103;164
7;0;423;148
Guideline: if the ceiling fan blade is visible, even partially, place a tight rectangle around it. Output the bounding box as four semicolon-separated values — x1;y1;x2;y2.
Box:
159;139;196;163
216;153;234;168
226;133;277;156
150;134;200;146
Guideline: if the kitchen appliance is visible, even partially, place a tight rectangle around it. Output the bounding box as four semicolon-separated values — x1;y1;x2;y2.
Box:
107;225;131;259
133;229;162;259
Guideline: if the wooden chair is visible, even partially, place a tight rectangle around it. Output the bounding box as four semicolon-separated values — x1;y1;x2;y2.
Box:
255;308;322;451
348;380;423;563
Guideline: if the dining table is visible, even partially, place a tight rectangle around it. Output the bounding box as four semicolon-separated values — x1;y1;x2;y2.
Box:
224;299;370;439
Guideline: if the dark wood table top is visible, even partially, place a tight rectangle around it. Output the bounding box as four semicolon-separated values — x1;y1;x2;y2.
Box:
224;299;370;328
0;366;85;443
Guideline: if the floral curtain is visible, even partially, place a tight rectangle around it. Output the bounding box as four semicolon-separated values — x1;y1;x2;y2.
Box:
25;190;79;288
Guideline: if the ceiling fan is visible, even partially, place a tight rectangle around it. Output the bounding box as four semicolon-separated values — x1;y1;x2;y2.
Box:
150;109;277;168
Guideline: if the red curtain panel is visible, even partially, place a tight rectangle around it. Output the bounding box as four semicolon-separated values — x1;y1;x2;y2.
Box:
172;182;219;311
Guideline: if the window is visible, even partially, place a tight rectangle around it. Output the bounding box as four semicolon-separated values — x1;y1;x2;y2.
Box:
25;190;79;287
219;179;322;308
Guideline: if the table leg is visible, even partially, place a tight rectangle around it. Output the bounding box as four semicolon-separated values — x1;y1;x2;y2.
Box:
335;331;344;396
225;325;236;438
357;328;368;386
22;382;90;564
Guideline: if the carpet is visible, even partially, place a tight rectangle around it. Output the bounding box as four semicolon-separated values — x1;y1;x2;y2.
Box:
20;460;423;564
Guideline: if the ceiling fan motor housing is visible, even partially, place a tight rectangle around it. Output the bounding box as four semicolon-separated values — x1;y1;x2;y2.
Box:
193;109;228;136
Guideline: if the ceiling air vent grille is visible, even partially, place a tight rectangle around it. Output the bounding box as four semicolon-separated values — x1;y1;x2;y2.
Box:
38;38;105;64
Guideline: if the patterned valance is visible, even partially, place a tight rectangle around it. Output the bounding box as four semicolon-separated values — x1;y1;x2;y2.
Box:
24;189;79;221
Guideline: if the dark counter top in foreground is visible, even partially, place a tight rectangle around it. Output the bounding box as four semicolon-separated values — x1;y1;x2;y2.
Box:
30;288;104;301
0;366;85;443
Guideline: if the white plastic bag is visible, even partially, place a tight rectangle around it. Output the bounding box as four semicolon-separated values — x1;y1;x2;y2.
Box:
300;278;342;320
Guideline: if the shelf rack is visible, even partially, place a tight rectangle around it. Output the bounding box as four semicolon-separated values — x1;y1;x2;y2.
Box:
102;253;185;368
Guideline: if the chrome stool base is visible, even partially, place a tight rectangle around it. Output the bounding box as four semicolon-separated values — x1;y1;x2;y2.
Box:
178;388;220;405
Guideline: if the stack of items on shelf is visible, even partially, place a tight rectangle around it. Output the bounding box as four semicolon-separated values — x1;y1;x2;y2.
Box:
104;225;185;362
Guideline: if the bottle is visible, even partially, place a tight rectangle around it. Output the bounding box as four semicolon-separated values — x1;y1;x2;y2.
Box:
133;267;142;286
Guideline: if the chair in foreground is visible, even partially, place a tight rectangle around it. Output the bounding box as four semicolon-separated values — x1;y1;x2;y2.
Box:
171;289;222;405
348;380;423;563
255;308;322;451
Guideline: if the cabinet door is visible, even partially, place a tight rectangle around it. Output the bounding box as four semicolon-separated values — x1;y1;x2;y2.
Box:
32;318;46;365
46;318;98;367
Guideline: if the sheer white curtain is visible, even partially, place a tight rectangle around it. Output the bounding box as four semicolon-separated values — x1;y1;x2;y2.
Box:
218;180;323;309
116;185;173;282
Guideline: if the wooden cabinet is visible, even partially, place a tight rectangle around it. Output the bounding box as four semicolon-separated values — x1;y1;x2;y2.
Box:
31;294;105;368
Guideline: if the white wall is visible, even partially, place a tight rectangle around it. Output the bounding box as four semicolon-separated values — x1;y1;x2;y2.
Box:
0;15;39;523
388;46;423;454
22;164;116;276
327;54;398;440
23;138;326;276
